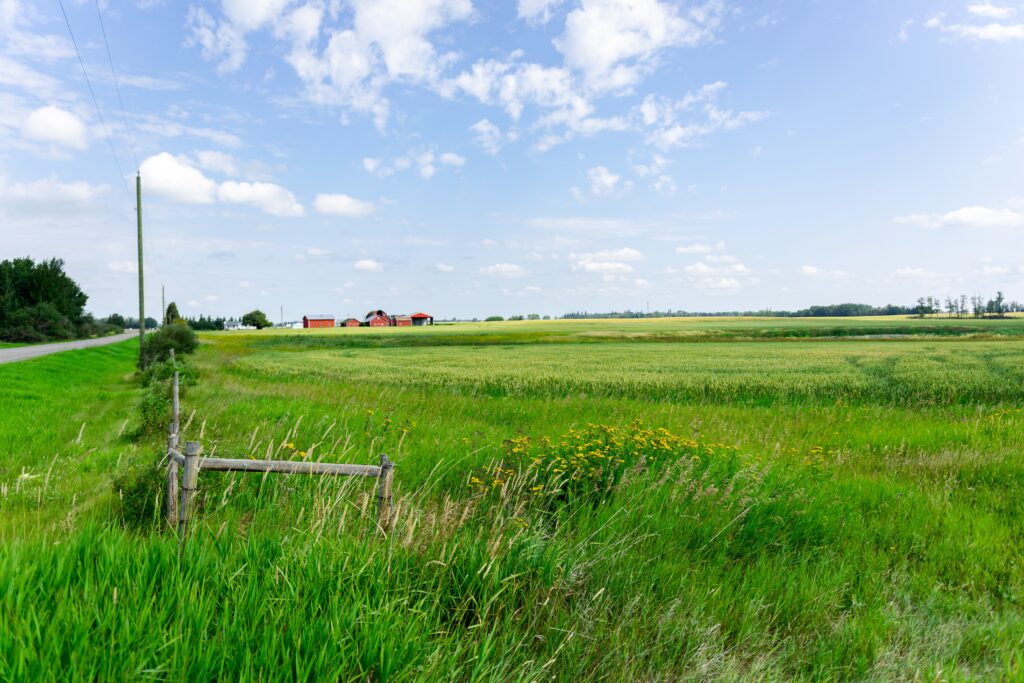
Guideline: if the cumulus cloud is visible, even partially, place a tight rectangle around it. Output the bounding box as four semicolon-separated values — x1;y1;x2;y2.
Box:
570;247;642;278
194;149;238;175
555;0;726;92
480;263;527;277
314;193;375;217
354;258;383;272
585;165;632;197
439;152;466;166
895;205;1024;229
21;106;88;150
218;180;305;217
140;153;218;203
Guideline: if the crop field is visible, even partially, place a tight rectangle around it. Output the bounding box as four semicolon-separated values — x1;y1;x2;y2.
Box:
2;316;1024;680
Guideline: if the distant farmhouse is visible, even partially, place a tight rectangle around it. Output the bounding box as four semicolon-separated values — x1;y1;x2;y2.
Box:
360;310;434;327
223;310;435;331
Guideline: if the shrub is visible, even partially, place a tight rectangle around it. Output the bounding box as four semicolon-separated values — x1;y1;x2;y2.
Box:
485;316;504;322
141;322;197;368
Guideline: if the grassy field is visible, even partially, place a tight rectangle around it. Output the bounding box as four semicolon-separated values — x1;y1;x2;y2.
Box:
2;317;1023;680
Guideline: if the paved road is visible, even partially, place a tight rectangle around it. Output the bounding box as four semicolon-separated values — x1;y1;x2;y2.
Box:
0;332;137;365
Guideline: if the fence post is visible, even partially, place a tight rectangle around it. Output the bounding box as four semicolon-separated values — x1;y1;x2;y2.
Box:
178;441;200;539
166;424;178;528
376;454;394;534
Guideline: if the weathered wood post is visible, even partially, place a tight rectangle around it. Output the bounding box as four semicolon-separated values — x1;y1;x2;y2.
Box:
166;424;178;527
178;441;200;539
376;454;394;534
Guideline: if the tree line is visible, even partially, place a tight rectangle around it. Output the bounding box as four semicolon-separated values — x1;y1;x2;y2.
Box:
0;257;123;343
564;294;1022;320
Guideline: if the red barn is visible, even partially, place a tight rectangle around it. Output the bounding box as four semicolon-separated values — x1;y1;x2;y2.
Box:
410;312;433;326
340;318;360;327
393;315;413;327
303;314;335;328
364;310;389;327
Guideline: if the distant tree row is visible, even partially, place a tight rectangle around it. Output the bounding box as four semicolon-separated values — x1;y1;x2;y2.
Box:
0;257;122;343
914;293;1021;318
564;295;1021;320
483;314;550;322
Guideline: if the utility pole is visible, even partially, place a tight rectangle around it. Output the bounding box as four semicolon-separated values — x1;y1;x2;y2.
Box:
136;172;145;364
161;285;165;327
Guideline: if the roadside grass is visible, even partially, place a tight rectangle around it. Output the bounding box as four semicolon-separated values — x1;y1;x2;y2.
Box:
0;341;143;539
1;325;1023;679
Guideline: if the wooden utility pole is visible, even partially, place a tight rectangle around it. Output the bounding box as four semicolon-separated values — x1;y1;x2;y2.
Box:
136;172;145;363
161;285;165;327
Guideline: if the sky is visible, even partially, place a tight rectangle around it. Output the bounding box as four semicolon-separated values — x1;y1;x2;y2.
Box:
1;0;1023;321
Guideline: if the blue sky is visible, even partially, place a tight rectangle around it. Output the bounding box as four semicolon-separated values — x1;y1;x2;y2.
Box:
1;0;1023;320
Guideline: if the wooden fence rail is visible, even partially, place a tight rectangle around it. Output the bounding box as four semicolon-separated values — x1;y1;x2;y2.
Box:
164;355;394;541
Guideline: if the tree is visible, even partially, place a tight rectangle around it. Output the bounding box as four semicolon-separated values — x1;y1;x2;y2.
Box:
527;313;541;320
242;309;272;329
164;302;181;325
485;315;504;322
141;322;198;367
0;257;89;342
106;313;127;327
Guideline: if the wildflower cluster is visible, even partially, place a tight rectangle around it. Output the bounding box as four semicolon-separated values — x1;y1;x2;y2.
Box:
470;421;740;512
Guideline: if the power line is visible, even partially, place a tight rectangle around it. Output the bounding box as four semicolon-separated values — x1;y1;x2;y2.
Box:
57;0;132;204
94;0;139;171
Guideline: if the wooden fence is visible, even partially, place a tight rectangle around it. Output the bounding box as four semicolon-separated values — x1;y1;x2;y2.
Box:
163;350;394;539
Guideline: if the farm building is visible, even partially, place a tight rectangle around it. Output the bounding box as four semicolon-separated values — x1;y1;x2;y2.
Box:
364;310;390;327
224;319;256;331
392;315;412;327
410;312;434;326
339;318;361;327
303;314;335;328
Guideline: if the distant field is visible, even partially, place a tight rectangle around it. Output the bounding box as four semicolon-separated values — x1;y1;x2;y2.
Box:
2;319;1024;680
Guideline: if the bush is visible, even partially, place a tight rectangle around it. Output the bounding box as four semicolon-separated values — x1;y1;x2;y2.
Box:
141;322;197;368
485;316;504;322
1;302;75;342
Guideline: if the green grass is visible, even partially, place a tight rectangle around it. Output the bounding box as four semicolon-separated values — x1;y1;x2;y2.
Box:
2;319;1024;680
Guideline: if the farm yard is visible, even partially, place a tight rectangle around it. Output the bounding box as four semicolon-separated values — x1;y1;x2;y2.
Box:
2;316;1024;680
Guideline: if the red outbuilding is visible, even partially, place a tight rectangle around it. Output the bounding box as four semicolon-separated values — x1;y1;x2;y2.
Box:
393;315;413;327
364;310;390;327
410;312;434;326
340;318;361;327
303;314;335;328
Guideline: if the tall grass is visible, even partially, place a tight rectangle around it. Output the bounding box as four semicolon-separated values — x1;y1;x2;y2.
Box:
2;326;1024;679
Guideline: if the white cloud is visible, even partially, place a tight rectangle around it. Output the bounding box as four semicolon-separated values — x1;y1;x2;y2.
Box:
800;265;847;280
517;0;566;24
21;106;89;150
480;263;527;277
470;118;504;154
314;193;375;217
435;262;455;272
895;205;1024;229
577;261;634;274
586;165;632;196
967;3;1015;20
139;153;218;203
926;9;1024;41
219;180;305;217
354;258;383;272
0;175;108;203
555;0;726;92
639;82;768;150
676;243;714;254
194;150;238;176
573;247;644;262
439;152;466;166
